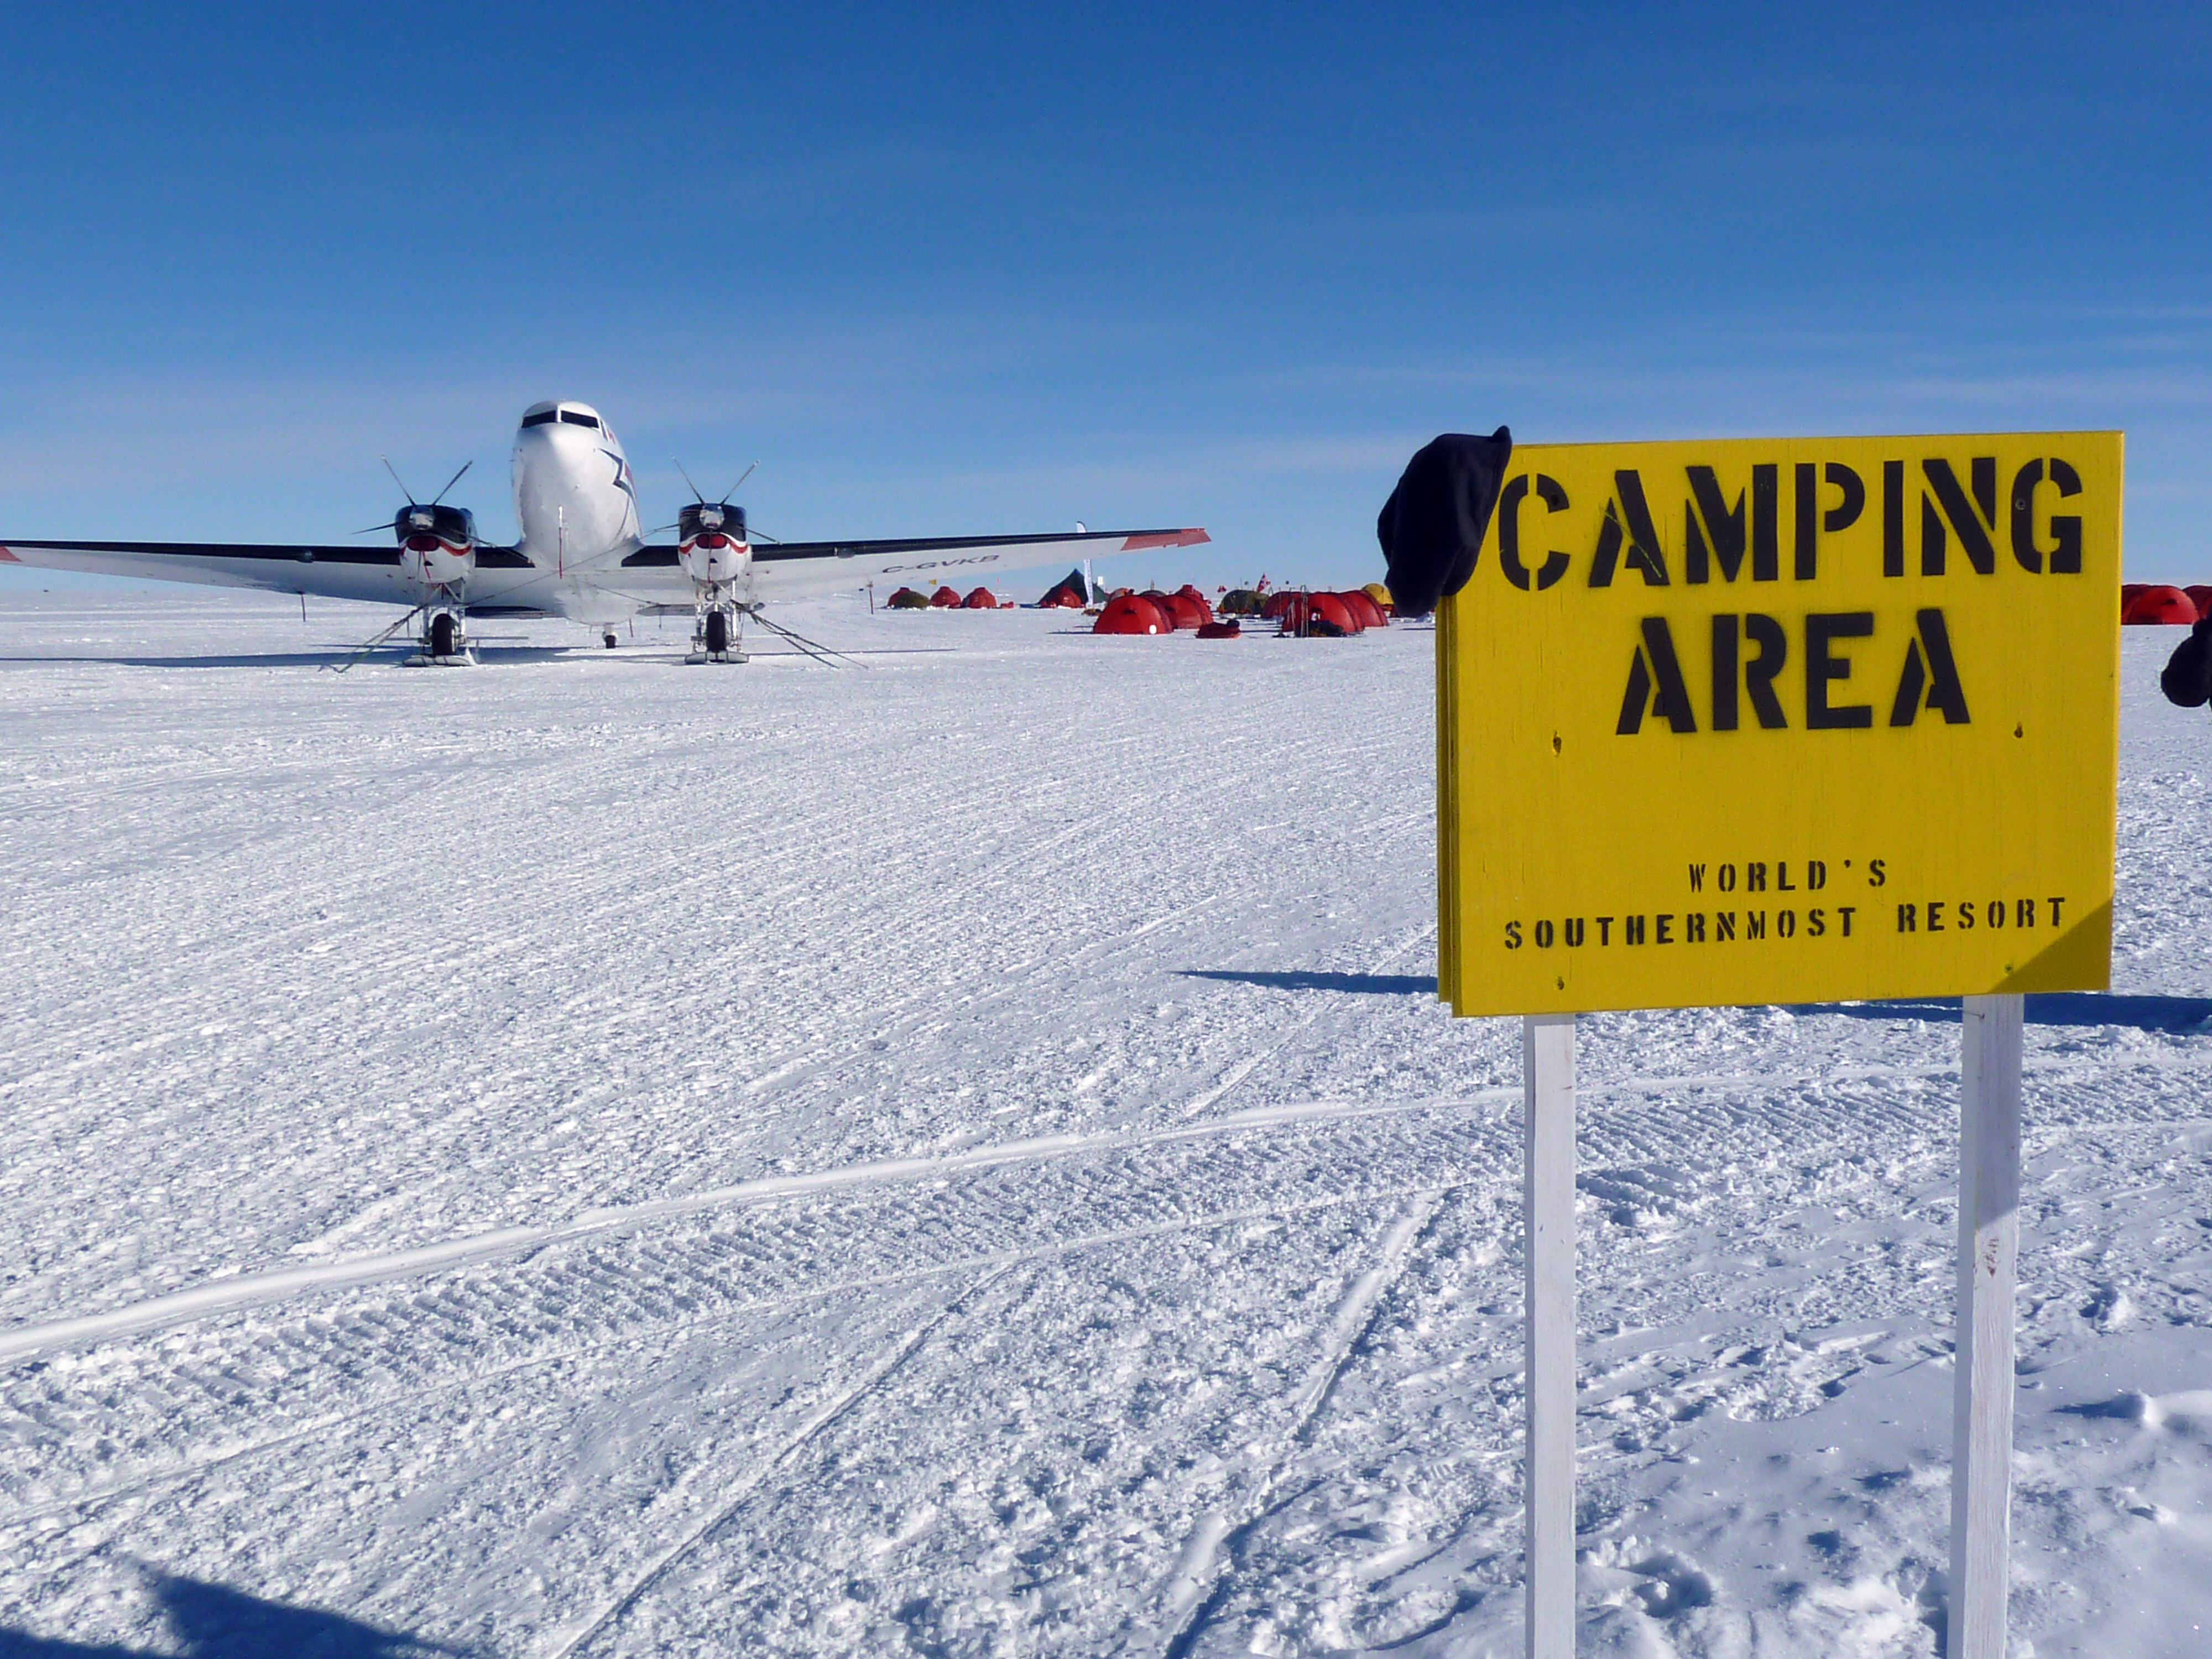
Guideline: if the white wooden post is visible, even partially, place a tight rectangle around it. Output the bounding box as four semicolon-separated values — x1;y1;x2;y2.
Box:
1523;1012;1577;1659
1950;992;2023;1659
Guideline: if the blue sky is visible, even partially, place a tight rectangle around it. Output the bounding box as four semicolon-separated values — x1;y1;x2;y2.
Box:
2;1;2207;591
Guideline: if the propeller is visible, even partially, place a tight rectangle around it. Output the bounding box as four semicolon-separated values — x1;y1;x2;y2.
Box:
350;458;476;536
667;460;781;541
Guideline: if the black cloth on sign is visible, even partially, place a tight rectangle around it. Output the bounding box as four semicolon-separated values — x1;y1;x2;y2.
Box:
2162;615;2212;708
1375;427;1513;615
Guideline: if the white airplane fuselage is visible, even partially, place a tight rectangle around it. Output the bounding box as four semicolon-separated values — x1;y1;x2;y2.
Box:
507;403;649;625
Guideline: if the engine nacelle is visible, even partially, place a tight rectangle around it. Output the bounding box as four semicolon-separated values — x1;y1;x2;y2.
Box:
679;502;751;586
395;502;477;588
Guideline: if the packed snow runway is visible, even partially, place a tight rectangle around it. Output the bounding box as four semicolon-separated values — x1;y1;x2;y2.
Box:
1;589;2208;1657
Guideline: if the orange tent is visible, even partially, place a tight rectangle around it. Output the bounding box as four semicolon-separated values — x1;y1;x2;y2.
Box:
962;586;998;608
928;586;962;608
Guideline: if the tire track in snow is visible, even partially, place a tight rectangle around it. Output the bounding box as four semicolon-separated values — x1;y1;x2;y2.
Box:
9;1042;2130;1363
1152;1192;1443;1658
0;1183;1459;1529
0;1094;1501;1364
546;1266;1011;1659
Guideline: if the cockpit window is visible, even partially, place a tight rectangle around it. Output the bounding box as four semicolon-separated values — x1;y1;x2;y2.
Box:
521;410;557;427
559;410;601;430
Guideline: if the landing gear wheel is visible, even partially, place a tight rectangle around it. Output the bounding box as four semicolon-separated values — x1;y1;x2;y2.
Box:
430;613;458;657
705;610;731;654
603;632;619;650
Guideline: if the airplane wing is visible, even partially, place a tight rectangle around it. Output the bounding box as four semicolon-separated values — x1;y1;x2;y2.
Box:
617;526;1210;601
0;539;535;606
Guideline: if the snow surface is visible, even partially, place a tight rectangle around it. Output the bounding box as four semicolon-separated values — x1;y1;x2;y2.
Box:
0;589;2208;1657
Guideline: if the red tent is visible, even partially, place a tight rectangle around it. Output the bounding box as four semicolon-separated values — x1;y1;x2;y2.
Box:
1312;593;1362;634
1093;594;1171;635
2187;585;2212;621
2123;585;2197;625
1271;592;1358;635
1039;583;1086;608
1261;591;1297;620
962;586;998;608
1162;592;1209;629
2121;583;2147;617
1339;589;1389;630
928;586;962;608
1138;589;1191;631
1279;592;1361;635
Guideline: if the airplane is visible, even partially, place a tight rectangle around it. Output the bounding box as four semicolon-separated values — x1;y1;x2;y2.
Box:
0;399;1210;664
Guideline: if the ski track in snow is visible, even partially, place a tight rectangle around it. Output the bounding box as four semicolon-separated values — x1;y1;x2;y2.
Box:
1;591;2209;1656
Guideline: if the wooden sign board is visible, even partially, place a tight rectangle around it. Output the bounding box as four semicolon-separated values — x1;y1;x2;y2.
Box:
1437;432;2122;1016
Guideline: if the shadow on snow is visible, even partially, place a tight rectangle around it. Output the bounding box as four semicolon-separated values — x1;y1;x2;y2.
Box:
1178;969;1437;996
1798;992;2212;1033
0;1571;468;1659
1175;973;2211;1035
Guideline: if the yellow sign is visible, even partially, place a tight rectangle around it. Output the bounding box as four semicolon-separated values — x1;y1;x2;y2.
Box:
1437;432;2121;1016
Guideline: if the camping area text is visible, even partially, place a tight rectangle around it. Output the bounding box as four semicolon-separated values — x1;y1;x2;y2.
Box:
1435;432;2121;1016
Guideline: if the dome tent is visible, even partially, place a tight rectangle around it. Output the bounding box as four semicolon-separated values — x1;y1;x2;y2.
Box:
886;587;930;609
962;586;999;608
928;585;962;608
1218;588;1265;616
1135;591;1185;630
2124;585;2198;625
1141;588;1208;629
1093;593;1170;634
1341;589;1389;629
2187;585;2212;621
1278;592;1361;636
